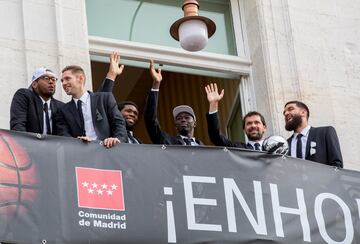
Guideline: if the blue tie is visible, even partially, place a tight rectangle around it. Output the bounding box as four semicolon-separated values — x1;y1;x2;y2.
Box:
296;134;303;159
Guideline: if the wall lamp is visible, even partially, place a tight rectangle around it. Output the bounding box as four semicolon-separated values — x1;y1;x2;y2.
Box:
170;0;216;52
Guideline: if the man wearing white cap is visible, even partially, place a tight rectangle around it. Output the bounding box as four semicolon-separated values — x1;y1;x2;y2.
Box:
10;67;64;134
144;61;202;145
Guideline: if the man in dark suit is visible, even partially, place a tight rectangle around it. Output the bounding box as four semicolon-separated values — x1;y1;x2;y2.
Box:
205;83;267;150
55;65;127;148
10;67;64;135
97;52;141;144
283;100;343;167
144;61;202;146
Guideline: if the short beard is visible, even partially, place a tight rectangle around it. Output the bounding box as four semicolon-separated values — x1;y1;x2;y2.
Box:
285;114;302;131
247;131;263;141
178;128;189;136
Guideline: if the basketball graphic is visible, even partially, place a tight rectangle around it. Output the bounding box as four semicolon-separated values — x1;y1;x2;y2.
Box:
0;131;39;216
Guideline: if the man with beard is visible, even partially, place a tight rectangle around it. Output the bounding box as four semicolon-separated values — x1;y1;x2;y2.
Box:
144;61;202;145
118;101;141;144
283;101;343;167
205;83;266;150
10;67;64;134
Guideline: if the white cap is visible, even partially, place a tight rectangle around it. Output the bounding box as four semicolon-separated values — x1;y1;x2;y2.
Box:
31;67;56;82
173;105;196;121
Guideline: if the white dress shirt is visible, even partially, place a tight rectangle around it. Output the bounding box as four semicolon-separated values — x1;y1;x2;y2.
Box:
73;92;97;140
291;125;311;159
247;140;264;151
180;135;199;146
127;131;139;144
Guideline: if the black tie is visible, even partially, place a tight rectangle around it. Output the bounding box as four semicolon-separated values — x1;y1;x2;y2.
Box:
43;103;51;135
77;100;86;136
246;143;253;149
183;138;192;146
296;134;303;159
254;143;261;151
127;131;139;144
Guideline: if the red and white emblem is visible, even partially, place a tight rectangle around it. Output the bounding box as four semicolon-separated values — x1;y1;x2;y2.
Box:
76;167;125;211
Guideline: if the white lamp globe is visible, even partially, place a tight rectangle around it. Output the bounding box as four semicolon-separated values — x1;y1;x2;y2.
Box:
178;19;208;52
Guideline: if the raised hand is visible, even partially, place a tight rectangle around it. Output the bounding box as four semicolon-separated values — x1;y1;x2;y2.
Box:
205;83;224;113
106;52;125;81
205;83;224;103
150;60;162;89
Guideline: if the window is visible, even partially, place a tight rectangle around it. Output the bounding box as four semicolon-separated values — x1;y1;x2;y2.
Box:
86;0;237;55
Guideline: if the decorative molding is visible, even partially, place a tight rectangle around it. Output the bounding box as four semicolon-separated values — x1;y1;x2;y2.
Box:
88;35;252;75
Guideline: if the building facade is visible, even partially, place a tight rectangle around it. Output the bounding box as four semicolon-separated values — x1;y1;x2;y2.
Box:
1;0;359;169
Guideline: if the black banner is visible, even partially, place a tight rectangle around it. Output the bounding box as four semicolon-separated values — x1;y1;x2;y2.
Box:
0;129;359;244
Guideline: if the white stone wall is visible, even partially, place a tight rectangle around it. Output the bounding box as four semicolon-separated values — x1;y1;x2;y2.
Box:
243;0;360;170
0;0;92;129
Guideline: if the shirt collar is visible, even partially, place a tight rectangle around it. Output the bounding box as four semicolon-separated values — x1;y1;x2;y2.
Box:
247;140;264;146
180;135;195;141
294;125;311;138
73;91;89;105
39;96;51;106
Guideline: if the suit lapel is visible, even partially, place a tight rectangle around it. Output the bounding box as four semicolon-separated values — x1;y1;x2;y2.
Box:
50;100;55;118
89;92;97;128
175;135;203;146
175;135;186;145
34;94;44;132
287;137;292;156
305;127;314;159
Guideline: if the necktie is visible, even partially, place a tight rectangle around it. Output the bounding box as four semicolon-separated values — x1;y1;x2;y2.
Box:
43;103;51;135
296;134;303;159
246;143;253;149
183;138;192;146
77;100;86;136
254;143;261;151
127;131;139;144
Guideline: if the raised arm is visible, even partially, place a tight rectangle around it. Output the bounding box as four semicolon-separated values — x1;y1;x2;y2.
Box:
97;52;125;92
144;61;168;144
149;60;162;89
205;83;244;148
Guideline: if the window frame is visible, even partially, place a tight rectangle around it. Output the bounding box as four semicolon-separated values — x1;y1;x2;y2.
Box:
87;0;256;114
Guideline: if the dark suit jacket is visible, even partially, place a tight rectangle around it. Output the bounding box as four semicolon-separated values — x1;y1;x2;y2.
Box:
97;78;114;93
287;126;343;168
127;130;142;144
10;88;64;134
144;90;203;145
206;112;247;148
99;78;142;144
55;92;127;142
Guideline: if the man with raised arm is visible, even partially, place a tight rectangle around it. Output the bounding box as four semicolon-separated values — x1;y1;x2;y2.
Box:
144;61;202;146
205;83;267;150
